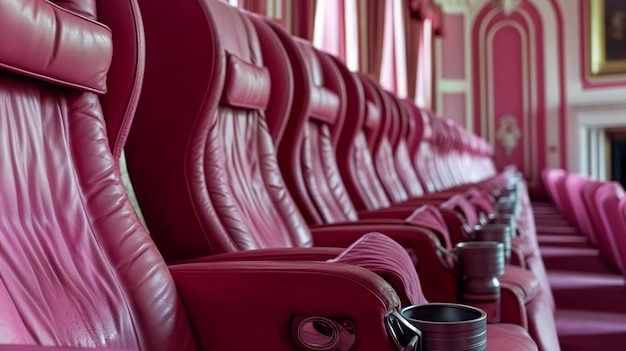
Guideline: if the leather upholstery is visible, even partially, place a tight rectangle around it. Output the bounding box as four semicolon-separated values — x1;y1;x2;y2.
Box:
0;1;196;348
1;1;417;349
0;0;112;94
221;53;271;110
127;0;314;259
393;98;425;198
595;182;626;272
361;78;410;204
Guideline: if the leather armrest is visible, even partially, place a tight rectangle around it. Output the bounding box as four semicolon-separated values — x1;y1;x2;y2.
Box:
171;247;344;264
357;207;417;220
170;261;400;350
309;223;459;303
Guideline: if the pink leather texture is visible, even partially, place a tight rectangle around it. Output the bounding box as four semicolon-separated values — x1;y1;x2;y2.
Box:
328;233;429;305
221;53;271;110
96;0;145;159
309;86;341;123
0;0;196;348
170;260;400;350
595;182;626;272
0;0;112;94
127;0;314;259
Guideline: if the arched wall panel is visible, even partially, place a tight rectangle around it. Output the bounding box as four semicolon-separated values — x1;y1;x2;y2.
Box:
471;1;551;189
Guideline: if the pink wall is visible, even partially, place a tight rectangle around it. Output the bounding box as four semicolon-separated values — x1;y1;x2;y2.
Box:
441;14;465;80
438;0;626;185
441;93;465;126
436;0;576;193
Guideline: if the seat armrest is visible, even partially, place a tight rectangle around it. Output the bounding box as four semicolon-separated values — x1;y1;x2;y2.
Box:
357;207;417;220
170;261;400;350
171;247;344;264
309;223;459;303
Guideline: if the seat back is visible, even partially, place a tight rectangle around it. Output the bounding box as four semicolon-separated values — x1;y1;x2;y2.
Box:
390;95;425;198
413;109;443;193
127;0;313;260
363;82;410;203
581;179;604;247
595;182;626;272
330;66;392;211
564;173;596;241
254;20;359;226
0;1;195;349
541;168;567;211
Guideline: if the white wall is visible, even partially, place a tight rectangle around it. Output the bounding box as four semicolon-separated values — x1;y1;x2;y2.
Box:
557;0;626;177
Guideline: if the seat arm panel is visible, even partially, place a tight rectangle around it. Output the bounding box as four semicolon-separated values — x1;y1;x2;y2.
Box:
170;261;400;351
172;247;344;264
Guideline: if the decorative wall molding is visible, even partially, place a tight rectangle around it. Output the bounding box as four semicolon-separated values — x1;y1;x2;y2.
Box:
494;0;522;16
496;115;522;155
438;79;468;91
436;0;485;13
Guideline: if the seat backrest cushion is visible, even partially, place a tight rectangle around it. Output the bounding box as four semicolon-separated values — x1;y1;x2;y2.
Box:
412;108;439;193
127;0;312;259
279;37;359;225
392;97;424;198
364;83;409;204
330;63;391;211
542;169;567;211
565;174;596;240
595;182;626;272
581;179;603;247
254;19;358;226
0;1;194;349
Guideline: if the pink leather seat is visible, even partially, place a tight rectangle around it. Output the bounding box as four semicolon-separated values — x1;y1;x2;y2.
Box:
364;84;411;204
565;174;598;244
0;1;434;350
595;182;626;273
392;97;426;198
0;1;199;349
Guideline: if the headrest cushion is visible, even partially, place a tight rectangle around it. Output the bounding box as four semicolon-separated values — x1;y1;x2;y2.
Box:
0;0;112;94
221;53;271;110
309;87;340;124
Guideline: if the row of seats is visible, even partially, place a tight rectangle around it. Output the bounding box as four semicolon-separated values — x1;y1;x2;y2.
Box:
538;169;626;279
124;1;558;350
0;0;557;350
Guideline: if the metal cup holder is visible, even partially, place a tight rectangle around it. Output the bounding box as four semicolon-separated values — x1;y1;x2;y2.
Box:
472;224;512;262
489;213;517;237
496;196;521;218
455;241;505;323
387;303;487;351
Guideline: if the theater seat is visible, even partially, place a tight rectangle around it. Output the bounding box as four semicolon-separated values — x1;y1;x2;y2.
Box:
0;1;432;350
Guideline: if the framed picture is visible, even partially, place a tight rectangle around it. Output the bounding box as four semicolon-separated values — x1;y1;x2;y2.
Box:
589;0;626;76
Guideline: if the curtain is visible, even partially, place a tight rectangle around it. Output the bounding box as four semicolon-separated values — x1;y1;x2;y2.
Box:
291;0;317;40
403;0;422;100
358;0;387;80
238;0;267;15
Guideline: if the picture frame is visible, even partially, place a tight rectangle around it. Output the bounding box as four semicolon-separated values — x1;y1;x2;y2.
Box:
589;0;626;76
